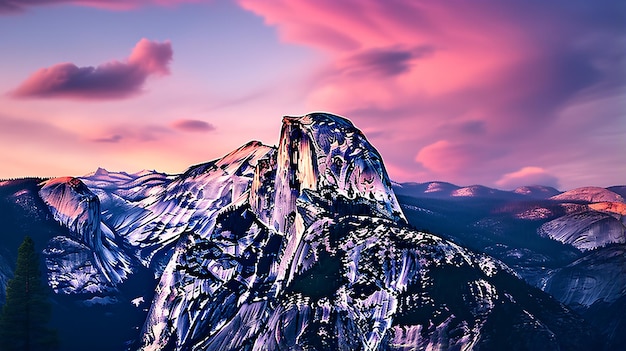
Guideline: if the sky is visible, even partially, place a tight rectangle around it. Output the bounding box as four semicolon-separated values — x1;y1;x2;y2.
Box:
0;0;624;190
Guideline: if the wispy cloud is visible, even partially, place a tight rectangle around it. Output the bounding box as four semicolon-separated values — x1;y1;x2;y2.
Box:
0;0;201;14
92;134;124;143
170;119;215;132
10;38;172;100
89;124;172;143
0;113;78;145
496;167;559;190
338;46;435;78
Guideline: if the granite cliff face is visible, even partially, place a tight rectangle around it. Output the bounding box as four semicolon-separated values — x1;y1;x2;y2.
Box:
39;177;133;293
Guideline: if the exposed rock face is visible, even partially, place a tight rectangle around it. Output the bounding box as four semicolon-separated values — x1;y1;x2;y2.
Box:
270;114;405;234
538;211;626;251
40;177;101;248
39;177;132;293
543;245;626;307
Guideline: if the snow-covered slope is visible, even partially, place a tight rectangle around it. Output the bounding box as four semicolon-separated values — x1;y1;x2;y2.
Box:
79;142;274;273
149;213;596;351
39;177;101;247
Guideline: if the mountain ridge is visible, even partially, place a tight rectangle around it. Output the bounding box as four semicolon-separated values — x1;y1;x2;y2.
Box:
0;112;620;350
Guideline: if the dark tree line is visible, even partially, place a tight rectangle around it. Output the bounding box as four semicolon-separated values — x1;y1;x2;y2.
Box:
0;236;57;351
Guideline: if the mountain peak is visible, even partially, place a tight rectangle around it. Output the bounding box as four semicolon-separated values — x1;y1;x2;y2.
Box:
269;112;404;233
282;112;356;128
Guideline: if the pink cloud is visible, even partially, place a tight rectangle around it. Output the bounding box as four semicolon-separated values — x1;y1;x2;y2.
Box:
238;0;624;188
415;140;505;176
496;167;559;190
0;113;78;146
0;0;201;13
10;39;172;100
89;123;172;143
170;119;215;132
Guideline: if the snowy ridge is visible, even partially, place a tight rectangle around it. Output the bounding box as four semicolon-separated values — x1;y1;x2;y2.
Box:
81;142;274;271
452;185;498;197
393;182;560;199
513;185;561;198
392;181;461;198
82;168;171;203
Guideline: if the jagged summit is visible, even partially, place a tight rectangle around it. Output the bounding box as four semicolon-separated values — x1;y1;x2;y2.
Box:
182;140;268;178
271;113;404;226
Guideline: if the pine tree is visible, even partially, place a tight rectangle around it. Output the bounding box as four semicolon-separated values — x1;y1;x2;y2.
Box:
0;236;58;351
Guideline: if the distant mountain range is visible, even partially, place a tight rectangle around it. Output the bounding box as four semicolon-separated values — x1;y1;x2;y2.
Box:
0;113;623;350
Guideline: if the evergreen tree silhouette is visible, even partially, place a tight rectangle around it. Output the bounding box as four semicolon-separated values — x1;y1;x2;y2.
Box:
0;236;58;351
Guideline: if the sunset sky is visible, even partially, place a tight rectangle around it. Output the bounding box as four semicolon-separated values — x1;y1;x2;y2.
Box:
1;0;624;190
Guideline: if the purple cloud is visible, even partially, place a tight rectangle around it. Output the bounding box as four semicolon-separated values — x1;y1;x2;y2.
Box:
341;46;435;77
170;119;216;133
92;134;124;143
88;124;172;146
0;0;200;14
10;38;172;100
